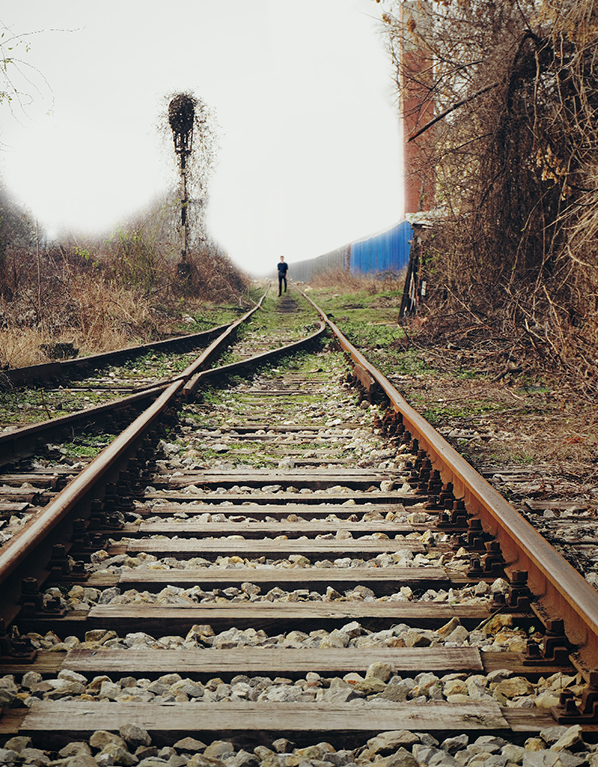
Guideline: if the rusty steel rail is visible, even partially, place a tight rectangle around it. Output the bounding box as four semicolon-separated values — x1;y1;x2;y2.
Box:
0;292;266;590
0;379;182;589
0;385;165;467
302;290;598;676
4;322;234;387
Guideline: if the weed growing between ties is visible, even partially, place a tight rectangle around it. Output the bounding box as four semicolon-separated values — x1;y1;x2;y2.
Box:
51;432;116;462
175;348;365;470
241;291;316;336
0;347;214;429
26;430;119;467
310;280;405;377
0;385;114;428
118;351;194;378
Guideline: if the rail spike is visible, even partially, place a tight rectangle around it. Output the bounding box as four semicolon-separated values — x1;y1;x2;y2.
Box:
19;577;66;619
491;569;533;612
523;617;572;665
46;544;89;582
438;499;469;530
467;539;505;578
552;669;598;723
0;619;37;663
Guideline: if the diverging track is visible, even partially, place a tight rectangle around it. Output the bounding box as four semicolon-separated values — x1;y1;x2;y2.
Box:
0;286;597;761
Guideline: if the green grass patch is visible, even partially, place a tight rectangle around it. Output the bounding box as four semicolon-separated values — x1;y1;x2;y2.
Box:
238;291;318;341
311;288;403;333
173;302;247;334
338;321;405;350
0;387;113;427
56;432;114;460
118;351;191;378
422;400;507;427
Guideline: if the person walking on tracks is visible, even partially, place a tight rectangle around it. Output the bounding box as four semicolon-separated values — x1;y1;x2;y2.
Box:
277;256;288;296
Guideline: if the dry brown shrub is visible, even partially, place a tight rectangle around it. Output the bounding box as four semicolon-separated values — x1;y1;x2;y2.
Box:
0;271;167;367
309;268;403;295
0;236;249;368
183;246;249;302
382;0;598;393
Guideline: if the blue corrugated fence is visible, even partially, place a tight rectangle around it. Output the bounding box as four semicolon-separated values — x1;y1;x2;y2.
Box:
280;220;412;282
350;220;413;275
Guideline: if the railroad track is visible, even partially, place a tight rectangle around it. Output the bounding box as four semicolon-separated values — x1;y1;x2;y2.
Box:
0;321;237;434
0;292;271;552
0;286;597;764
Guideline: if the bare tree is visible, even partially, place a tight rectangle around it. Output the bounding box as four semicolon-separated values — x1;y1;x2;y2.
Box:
0;22;53;119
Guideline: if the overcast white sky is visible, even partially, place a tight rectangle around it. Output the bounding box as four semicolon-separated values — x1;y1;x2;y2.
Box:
0;1;404;276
